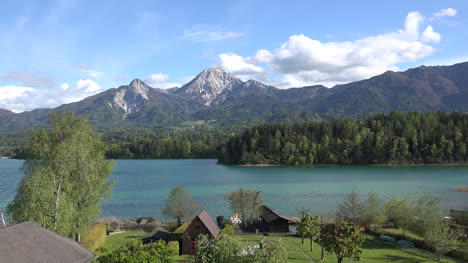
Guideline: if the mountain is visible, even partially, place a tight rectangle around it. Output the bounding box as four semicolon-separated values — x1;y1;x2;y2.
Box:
1;62;468;132
168;67;243;105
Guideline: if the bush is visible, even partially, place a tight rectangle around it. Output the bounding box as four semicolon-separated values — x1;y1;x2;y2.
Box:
221;223;234;235
97;240;177;263
81;224;107;251
167;241;179;255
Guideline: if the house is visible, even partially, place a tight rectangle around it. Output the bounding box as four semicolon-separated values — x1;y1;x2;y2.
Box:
0;221;95;263
260;205;298;233
176;210;220;255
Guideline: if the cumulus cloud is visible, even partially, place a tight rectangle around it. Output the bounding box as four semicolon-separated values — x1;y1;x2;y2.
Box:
144;73;169;83
218;11;444;87
178;24;243;42
434;8;457;18
140;73;183;89
422;26;441;43
1;71;55;89
0;79;104;112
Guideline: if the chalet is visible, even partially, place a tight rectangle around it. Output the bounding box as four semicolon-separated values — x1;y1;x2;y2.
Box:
0;221;95;263
176;210;220;255
260;205;298;233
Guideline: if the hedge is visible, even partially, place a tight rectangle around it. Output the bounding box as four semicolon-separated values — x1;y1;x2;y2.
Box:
81;224;107;251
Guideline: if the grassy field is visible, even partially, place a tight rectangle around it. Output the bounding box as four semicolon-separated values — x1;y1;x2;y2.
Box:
97;231;463;262
237;234;463;263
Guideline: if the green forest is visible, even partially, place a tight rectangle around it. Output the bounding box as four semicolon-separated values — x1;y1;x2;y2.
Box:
219;111;468;165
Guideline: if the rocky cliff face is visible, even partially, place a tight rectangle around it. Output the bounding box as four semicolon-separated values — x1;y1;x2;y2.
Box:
169;67;243;105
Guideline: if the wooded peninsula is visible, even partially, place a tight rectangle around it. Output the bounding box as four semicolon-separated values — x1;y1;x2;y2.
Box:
219;111;468;165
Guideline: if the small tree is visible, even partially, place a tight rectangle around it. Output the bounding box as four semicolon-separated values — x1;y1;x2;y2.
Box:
362;192;386;228
298;214;321;251
296;208;310;244
423;220;462;262
162;186;197;226
319;221;364;263
227;188;262;226
384;196;414;237
336;189;365;224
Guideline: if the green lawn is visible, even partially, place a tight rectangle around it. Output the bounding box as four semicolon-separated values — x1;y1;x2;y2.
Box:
99;230;147;252
97;231;463;263
235;234;463;263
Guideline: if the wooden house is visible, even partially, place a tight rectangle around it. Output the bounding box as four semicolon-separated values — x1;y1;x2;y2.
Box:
0;221;95;263
260;205;298;233
176;210;220;255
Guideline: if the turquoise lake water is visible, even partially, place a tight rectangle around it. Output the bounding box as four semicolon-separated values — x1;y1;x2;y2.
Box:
0;159;467;220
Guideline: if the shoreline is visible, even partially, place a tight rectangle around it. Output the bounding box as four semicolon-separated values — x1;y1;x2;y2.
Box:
231;163;468;167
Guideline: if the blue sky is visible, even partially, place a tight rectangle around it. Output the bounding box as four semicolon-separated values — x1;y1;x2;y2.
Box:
0;0;467;112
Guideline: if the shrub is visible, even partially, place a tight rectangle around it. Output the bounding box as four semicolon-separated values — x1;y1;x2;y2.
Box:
167;241;179;255
221;223;234;235
81;224;107;251
97;240;177;263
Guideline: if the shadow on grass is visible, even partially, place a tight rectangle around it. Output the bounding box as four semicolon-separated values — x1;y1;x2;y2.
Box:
364;255;427;263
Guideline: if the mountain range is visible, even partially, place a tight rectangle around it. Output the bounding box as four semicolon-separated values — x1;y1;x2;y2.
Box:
1;62;468;132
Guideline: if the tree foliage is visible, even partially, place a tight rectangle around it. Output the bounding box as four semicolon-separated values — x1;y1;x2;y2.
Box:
227;188;263;225
6;112;114;240
297;214;321;251
193;234;287;263
162;186;197;226
219;111;468;165
97;240;177;263
336;189;365;225
319;221;365;263
423;220;463;261
362;192;387;227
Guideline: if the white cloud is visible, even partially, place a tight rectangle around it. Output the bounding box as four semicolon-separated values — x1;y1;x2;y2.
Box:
178;24;243;42
0;85;34;101
219;11;443;87
144;73;169;83
0;79;104;112
422;26;441;43
434;8;457;18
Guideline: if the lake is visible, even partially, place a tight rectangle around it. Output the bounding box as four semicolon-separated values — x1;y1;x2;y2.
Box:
0;159;467;220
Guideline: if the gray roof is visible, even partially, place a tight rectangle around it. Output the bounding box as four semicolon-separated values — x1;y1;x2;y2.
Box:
0;221;96;263
260;205;296;223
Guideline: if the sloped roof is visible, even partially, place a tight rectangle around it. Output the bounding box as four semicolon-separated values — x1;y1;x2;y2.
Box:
0;221;96;263
195;210;220;237
260;205;296;223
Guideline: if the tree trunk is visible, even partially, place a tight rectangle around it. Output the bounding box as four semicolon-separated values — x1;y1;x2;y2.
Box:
301;237;304;244
337;256;343;263
320;245;325;261
75;221;81;242
53;172;65;232
177;217;182;227
310;238;313;251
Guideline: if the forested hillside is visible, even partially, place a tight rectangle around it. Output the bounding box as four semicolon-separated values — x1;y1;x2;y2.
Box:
219;111;468;165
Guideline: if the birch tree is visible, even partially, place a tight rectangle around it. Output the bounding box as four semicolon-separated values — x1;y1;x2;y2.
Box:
6;112;114;241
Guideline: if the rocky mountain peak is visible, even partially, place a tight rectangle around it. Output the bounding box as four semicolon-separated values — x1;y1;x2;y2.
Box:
110;79;152;118
174;67;243;105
